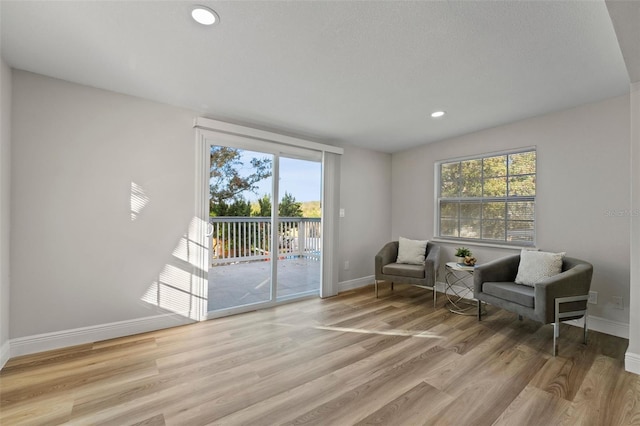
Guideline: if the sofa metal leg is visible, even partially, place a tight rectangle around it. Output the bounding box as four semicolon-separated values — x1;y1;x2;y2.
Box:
518;315;523;321
553;295;589;356
477;302;482;321
433;287;437;308
375;280;378;298
583;311;588;344
391;281;394;291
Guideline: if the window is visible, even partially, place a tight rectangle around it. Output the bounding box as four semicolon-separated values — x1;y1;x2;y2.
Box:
436;148;536;245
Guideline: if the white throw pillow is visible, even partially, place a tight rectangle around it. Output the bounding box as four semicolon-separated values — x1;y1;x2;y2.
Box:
396;237;428;265
515;249;565;286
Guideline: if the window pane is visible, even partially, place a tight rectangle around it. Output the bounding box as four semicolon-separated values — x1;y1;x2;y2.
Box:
482;220;506;240
440;218;459;237
483;177;507;197
508;201;534;221
460;219;480;239
507;220;534;242
483;201;505;219
440;201;459;218
440;163;460;197
461;159;482;197
508;175;535;196
509;151;536;175
460;202;481;218
483;155;507;177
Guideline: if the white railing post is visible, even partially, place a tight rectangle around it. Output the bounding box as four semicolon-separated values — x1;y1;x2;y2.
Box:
298;219;306;257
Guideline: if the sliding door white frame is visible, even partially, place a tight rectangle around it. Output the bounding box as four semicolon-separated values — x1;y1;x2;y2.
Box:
193;118;343;318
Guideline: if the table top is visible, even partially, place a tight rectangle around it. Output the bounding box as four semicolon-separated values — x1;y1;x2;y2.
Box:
445;261;476;272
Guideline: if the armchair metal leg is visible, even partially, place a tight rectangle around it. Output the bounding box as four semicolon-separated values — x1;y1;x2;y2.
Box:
433;287;437;308
477;302;482;321
391;282;394;291
375;280;378;298
554;295;589;357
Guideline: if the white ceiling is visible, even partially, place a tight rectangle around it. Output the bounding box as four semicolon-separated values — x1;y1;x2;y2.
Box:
0;0;632;153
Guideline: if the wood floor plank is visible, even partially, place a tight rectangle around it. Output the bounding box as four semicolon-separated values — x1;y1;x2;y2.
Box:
0;286;633;425
492;385;573;426
353;381;453;426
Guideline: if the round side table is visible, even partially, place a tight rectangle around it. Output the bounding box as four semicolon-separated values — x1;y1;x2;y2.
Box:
444;262;484;315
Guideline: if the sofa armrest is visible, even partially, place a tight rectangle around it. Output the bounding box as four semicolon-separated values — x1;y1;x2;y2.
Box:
474;254;520;295
534;260;593;323
424;243;441;285
375;241;399;277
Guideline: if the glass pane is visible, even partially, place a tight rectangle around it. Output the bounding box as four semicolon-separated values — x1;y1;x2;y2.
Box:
483;155;507;177
440;201;459;218
509;151;536;175
483;177;507;197
508;201;535;221
460;202;481;219
209;147;274;312
440;218;459;237
482;220;506;240
461;159;482;197
483;201;505;219
507;221;534;242
460;219;480;239
277;157;322;301
440;162;460;197
508;175;535;196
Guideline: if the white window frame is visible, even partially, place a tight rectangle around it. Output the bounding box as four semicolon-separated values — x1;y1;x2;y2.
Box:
434;147;536;247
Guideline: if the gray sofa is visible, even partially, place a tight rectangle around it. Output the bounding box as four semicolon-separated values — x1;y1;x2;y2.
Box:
374;241;440;307
474;254;593;355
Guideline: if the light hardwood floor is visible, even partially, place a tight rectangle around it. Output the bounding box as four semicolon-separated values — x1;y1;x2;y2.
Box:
1;286;639;425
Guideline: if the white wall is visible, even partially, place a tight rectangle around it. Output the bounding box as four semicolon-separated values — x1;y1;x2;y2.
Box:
11;71;199;339
0;58;11;366
338;145;392;288
392;95;631;329
9;71;379;354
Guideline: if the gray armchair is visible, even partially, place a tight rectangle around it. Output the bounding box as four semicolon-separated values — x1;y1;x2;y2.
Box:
474;254;593;356
374;241;441;307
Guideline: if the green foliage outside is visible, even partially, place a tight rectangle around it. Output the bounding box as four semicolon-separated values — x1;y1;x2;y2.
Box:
440;151;536;241
209;146;271;217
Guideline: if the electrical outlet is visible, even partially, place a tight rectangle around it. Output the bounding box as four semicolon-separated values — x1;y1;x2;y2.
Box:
613;296;624;310
339;208;345;218
588;291;597;304
344;260;350;270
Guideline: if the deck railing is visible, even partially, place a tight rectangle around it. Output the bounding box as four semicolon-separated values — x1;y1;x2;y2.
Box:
209;217;321;266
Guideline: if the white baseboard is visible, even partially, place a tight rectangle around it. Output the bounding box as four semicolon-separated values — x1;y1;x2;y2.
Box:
10;313;193;358
565;315;629;339
0;339;9;370
625;351;640;375
339;275;374;292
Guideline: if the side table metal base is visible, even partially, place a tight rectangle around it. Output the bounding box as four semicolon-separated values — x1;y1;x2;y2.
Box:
444;262;486;316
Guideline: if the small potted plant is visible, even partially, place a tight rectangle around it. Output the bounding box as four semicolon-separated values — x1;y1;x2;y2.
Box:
455;247;472;264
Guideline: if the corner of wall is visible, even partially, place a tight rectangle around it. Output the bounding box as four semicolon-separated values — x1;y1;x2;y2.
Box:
0;57;13;370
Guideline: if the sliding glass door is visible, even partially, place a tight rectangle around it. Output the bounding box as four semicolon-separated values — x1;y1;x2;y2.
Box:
204;138;322;316
276;157;322;301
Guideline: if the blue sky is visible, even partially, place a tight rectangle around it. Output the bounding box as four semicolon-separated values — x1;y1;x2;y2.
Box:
237;152;321;203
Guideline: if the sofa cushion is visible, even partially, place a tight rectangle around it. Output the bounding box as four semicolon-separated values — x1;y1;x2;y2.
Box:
382;263;425;279
515;249;565;286
396;236;428;265
482;281;535;308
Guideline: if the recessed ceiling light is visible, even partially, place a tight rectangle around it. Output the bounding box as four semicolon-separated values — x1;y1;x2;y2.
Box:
431;111;446;118
191;6;219;26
